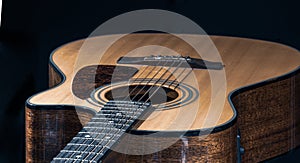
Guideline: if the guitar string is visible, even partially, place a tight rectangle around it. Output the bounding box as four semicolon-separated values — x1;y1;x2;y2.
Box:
90;69;193;163
130;61;178;102
122;60;163;101
66;83;159;161
68;61;168;160
172;68;193;89
93;67;195;162
75;59;169;161
65;60;164;161
81;61;174;161
65;116;114;161
143;68;193;113
167;67;187;88
86;69;194;163
120;56;186;103
134;59;192;112
105;61;194;162
116;64;153;99
136;61;183;102
82;103;144;162
85;59;192;162
56;59;191;162
64;67;156;161
113;56;165;101
66;103;145;162
80;60;179;161
87;60;192;162
76;57;192;162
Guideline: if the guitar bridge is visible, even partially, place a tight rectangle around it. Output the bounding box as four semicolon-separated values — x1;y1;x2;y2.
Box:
117;55;224;70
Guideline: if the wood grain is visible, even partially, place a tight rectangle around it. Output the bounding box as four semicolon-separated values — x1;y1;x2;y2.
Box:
25;106;94;163
231;70;300;162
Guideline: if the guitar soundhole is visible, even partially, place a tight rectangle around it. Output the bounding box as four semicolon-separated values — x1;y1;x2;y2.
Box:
90;81;198;110
104;85;179;104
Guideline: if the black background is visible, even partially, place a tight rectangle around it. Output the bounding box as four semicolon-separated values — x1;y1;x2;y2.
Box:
0;0;299;162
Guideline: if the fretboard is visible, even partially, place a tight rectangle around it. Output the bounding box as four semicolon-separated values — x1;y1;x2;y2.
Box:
51;101;151;163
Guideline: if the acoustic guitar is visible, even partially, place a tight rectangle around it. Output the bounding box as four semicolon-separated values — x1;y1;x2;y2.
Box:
25;34;300;162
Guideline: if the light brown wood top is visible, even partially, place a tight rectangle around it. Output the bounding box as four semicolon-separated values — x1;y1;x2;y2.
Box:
28;34;300;131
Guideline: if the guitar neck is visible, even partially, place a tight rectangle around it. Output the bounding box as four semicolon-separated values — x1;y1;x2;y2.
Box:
51;101;151;162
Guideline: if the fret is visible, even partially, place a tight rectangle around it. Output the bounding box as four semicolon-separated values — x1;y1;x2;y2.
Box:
83;126;123;134
60;150;103;155
66;143;100;147
55;149;74;160
87;122;130;130
90;153;105;163
64;144;98;152
91;117;135;125
73;135;102;142
88;121;130;126
88;120;132;126
85;122;119;128
69;135;118;146
99;109;141;116
95;113;138;119
77;131;121;137
91;117;134;123
52;101;151;163
100;107;146;114
105;100;148;106
84;153;97;161
101;106;144;112
53;158;97;163
103;105;145;110
58;143;109;160
72;136;118;142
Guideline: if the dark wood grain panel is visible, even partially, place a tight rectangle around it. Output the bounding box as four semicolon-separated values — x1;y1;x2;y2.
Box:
25;106;94;163
103;125;237;162
231;69;300;162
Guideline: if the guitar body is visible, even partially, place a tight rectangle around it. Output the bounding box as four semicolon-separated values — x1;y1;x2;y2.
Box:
26;34;300;162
